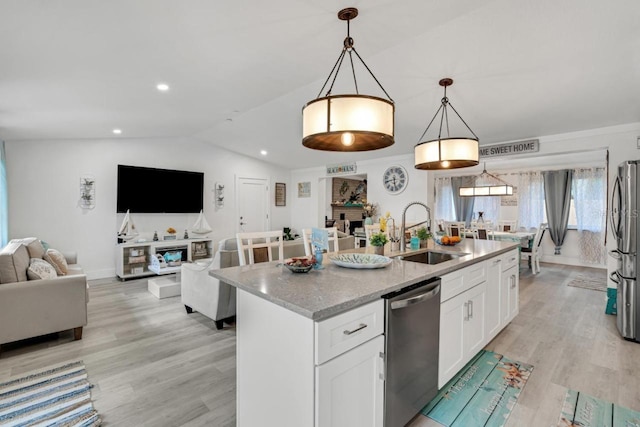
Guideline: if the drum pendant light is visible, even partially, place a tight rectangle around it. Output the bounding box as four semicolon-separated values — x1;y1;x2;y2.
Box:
302;8;395;152
414;78;479;170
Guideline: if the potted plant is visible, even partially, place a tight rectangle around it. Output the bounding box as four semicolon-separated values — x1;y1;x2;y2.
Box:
369;232;388;255
416;227;432;248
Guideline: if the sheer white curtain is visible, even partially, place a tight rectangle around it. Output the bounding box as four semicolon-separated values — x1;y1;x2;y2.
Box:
518;171;545;229
434;177;455;222
473;196;500;223
572;167;606;264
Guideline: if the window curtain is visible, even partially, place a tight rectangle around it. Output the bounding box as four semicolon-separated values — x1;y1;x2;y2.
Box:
450;176;476;226
473;195;500;224
572;167;606;264
0;141;7;246
517;171;545;229
434;177;455;222
543;169;573;255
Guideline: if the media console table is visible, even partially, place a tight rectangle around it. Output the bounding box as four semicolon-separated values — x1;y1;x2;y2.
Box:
115;237;213;280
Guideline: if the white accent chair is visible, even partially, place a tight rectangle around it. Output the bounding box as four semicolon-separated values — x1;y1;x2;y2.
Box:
520;223;548;274
181;239;237;330
236;230;284;265
301;227;340;256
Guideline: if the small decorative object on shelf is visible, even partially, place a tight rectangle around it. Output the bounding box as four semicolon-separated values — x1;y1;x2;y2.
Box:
183;230;189;239
362;201;377;224
153;231;159;241
164;227;177;240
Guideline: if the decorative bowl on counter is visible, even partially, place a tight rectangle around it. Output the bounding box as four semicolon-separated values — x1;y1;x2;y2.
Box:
433;234;462;246
329;253;392;269
283;257;314;273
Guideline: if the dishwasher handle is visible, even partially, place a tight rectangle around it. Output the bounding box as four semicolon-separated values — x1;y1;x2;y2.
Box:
390;283;440;310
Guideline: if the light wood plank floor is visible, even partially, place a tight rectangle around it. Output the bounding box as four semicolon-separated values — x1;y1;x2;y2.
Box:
1;263;639;426
409;263;640;427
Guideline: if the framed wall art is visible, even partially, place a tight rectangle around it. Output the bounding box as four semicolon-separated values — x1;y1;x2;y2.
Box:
275;182;286;206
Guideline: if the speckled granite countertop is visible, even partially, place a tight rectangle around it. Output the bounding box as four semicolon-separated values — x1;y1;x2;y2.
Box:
209;239;519;321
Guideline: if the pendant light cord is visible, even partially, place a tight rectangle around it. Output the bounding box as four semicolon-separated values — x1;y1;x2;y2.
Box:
314;16;393;101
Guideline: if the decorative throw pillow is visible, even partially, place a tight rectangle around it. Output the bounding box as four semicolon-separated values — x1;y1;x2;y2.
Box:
27;258;57;280
43;249;68;276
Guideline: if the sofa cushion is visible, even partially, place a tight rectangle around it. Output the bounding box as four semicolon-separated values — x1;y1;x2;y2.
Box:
44;249;68;276
9;238;46;259
27;258;58;280
0;242;30;284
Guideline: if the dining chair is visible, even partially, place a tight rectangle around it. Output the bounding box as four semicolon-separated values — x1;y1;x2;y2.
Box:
448;222;466;238
476;227;489;240
302;227;340;256
236;230;284;266
520;223;548;274
498;220;517;232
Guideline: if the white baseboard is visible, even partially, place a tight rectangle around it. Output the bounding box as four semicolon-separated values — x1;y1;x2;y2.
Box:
539;255;605;269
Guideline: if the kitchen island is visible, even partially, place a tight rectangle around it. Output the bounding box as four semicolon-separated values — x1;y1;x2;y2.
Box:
210;239;520;427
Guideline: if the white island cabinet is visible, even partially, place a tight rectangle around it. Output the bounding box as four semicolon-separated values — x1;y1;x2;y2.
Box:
237;290;384;427
438;249;519;388
210;239;521;426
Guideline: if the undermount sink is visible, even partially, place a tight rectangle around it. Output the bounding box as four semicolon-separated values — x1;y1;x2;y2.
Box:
398;250;467;265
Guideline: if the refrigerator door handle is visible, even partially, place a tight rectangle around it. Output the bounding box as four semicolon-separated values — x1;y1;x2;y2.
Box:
610;176;622;240
609;249;621;259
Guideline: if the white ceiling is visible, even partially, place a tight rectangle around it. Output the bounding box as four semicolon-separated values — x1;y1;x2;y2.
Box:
1;0;639;169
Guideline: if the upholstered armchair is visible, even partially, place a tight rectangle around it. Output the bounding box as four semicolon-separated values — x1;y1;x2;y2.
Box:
181;240;236;329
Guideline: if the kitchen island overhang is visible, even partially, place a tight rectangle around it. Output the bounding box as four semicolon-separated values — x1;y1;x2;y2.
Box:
209;238;520;321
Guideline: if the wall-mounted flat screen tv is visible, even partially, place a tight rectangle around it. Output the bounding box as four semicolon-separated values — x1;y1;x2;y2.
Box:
117;165;204;213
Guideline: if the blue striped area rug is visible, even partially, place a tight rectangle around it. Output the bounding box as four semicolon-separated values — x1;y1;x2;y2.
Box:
0;361;101;426
421;350;533;427
558;389;640;426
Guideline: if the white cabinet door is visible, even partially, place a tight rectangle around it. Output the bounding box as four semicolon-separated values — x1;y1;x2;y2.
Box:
485;258;502;340
316;335;384;427
438;282;487;388
501;265;519;324
438;291;466;388
463;282;487;357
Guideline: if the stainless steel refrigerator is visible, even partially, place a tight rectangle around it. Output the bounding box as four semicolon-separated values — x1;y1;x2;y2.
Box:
611;160;640;342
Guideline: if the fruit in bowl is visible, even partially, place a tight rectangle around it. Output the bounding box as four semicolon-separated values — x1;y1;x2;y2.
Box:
435;234;461;246
283;256;315;273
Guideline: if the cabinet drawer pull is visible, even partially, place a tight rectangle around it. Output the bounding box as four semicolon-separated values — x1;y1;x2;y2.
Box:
510;257;516;262
343;323;367;335
510;275;516;288
493;259;502;265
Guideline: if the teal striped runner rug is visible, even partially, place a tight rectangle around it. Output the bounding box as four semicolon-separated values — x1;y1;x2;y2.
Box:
0;361;101;426
421;350;533;427
558;389;640;426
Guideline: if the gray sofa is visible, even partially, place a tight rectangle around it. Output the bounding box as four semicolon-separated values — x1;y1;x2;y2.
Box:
181;233;355;329
0;238;88;349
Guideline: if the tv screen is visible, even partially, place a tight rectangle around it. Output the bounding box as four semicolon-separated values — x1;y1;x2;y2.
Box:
117;165;204;213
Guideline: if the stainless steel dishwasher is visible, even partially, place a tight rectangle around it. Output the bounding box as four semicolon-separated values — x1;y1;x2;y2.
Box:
382;277;441;427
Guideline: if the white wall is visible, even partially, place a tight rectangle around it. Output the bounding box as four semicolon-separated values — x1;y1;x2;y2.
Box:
6;137;290;279
290;154;432;234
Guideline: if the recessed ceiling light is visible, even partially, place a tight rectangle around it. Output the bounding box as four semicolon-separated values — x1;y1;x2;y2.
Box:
112;129;122;135
260;150;268;156
156;83;170;92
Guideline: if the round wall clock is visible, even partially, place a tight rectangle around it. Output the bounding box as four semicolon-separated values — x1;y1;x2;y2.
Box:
383;165;408;194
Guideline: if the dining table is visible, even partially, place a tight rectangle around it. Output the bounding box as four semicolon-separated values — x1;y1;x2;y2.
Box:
462;229;536;248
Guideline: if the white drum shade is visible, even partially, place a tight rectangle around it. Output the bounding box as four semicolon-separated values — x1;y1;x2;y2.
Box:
414;138;479;170
302;95;394;151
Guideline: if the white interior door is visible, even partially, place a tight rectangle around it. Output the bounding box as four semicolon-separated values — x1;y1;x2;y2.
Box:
236;177;269;232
